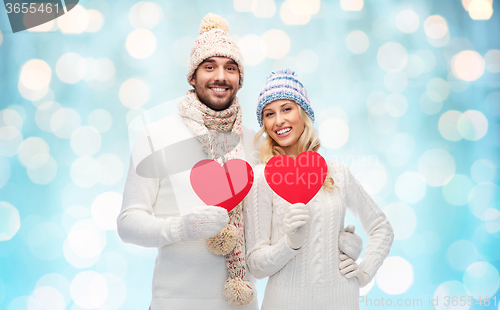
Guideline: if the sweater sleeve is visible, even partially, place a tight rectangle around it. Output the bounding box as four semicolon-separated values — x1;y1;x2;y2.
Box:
244;165;300;280
341;162;394;280
116;129;182;248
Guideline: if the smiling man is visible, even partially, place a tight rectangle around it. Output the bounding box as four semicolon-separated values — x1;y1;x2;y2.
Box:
189;57;240;111
117;13;259;310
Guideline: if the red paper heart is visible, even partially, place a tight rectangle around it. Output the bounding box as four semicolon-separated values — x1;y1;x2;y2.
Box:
190;159;254;212
264;151;328;204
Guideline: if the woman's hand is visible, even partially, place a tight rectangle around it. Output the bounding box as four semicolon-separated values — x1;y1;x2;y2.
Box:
338;224;363;260
338;253;371;287
283;203;310;250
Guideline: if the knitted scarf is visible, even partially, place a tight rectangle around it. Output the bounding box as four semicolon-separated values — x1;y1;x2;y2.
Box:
178;90;254;306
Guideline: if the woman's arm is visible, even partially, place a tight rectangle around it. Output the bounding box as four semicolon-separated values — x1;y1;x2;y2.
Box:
244;165;300;279
342;162;394;281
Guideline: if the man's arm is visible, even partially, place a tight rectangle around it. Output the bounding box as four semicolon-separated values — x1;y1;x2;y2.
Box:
117;159;182;248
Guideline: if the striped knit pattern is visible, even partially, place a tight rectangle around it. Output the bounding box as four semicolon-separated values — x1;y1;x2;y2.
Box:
256;68;314;127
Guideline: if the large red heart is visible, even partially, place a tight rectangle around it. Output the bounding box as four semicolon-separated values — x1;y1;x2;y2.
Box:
264;151;327;204
190;159;254;212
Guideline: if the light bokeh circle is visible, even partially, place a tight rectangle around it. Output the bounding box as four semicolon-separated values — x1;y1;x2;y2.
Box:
418;148;456;187
70;126;102;156
119;78;150;109
446;240;479;271
0;126;23;157
463;262;500;298
0;201;21;241
91;192;123;230
50;108;82;138
70;271;108;309
396;10;419;33
442;174;475;206
433;281;471;310
70;156;101;188
394;171;427;204
126;29;157;59
457;110;488;141
18;137;50;169
470;159;496;183
452;50;485;81
318;118;349;149
377;42;408;72
97;154;124;185
439;110;463;141
376;256;414;294
468;182;500;220
262;29;291;59
346;30;369;54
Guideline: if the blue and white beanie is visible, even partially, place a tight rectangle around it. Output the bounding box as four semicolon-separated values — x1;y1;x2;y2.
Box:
256;68;315;127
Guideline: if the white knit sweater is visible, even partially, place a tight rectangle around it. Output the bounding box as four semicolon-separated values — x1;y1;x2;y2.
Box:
244;161;394;310
117;114;260;310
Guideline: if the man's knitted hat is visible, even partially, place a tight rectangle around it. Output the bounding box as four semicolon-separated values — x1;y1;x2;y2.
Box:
187;13;244;88
256;68;315;127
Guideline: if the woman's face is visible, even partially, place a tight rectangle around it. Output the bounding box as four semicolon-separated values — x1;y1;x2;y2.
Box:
262;99;305;157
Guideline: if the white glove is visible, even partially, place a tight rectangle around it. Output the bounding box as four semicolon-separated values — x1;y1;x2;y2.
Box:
284;203;310;250
178;206;229;241
338;253;370;287
338;224;363;261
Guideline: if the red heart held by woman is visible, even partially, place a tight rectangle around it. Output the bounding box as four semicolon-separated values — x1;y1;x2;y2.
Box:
190;159;254;212
264;151;328;204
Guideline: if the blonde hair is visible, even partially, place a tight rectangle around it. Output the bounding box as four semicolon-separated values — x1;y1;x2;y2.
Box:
254;105;335;190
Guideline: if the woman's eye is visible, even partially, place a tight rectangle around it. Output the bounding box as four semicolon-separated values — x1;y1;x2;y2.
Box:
265;112;273;117
284;107;291;112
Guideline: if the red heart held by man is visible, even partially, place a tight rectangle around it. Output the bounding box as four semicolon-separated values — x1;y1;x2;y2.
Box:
264;151;328;204
190;159;254;212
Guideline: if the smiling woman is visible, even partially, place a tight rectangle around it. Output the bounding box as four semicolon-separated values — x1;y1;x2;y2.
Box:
262;99;305;157
245;68;394;310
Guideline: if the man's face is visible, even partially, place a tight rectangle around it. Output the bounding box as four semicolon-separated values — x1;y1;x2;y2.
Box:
190;56;240;111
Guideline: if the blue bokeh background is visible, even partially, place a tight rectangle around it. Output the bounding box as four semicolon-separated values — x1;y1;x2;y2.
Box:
1;0;499;309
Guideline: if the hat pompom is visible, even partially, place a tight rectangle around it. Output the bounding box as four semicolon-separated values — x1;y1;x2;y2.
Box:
199;13;229;34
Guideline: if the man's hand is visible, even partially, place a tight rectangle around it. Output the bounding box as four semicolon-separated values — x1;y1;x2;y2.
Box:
284;203;310;250
178;206;229;241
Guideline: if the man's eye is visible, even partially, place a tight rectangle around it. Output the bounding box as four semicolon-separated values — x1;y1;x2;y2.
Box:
227;67;236;71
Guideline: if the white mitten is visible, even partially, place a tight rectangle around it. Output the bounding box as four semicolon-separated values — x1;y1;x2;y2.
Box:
338;253;370;287
178;206;229;241
338;224;363;261
283;203;310;250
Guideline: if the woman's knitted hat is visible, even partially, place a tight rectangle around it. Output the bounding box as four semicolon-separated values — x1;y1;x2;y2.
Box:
256;68;314;127
187;13;244;88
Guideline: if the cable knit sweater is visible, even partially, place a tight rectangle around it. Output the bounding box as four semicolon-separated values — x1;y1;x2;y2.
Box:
244;160;394;310
117;114;260;310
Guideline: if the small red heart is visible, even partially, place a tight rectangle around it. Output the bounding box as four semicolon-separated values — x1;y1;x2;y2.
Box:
264;151;327;204
190;159;254;212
